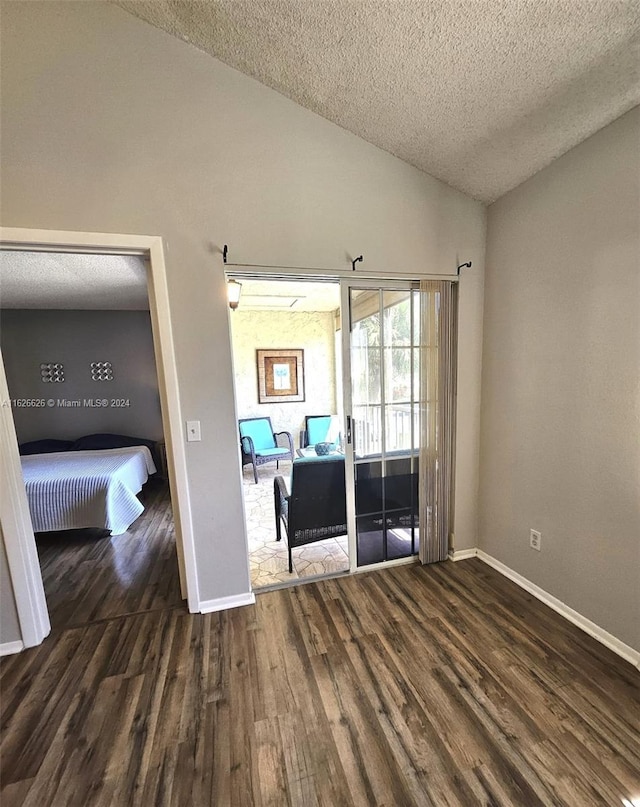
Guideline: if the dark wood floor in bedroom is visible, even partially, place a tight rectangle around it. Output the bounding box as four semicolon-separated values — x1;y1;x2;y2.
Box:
35;479;182;630
1;557;639;807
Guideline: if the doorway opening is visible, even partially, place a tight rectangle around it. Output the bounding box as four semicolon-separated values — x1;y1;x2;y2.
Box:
229;276;348;589
0;227;199;652
0;250;182;629
229;274;426;591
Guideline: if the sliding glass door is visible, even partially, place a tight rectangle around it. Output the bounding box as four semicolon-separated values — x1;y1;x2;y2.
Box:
341;281;421;570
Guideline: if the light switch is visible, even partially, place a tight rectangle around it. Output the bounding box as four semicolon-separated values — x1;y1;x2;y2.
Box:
186;420;201;442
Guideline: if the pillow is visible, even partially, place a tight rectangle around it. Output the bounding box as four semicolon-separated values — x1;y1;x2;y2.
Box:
71;433;157;455
19;439;74;456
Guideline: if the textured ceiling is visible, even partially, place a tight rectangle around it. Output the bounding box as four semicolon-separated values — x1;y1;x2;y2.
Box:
0;251;149;310
115;0;640;203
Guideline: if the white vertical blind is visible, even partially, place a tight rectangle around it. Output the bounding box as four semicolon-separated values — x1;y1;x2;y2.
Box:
418;280;457;564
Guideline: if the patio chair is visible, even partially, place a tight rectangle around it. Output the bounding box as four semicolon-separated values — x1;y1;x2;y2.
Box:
239;417;294;484
299;414;341;449
274;454;347;572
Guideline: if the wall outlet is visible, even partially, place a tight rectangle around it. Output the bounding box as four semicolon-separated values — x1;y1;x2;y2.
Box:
530;529;542;551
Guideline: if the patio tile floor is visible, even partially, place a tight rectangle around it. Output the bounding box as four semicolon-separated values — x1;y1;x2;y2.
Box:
242;460;349;589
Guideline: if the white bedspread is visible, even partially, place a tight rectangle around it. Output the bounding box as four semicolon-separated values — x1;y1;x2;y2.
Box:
21;447;157;535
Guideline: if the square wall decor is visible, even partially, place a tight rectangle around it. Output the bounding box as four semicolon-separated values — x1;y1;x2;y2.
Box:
91;361;113;381
40;363;65;383
256;349;305;404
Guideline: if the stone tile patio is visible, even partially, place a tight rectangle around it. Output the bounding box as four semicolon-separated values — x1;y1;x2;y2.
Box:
242;460;349;589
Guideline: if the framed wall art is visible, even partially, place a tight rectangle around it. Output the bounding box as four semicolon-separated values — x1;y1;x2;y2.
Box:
256;349;305;404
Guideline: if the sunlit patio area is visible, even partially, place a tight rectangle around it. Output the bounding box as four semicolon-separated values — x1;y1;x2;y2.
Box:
232;280;420;590
242;459;349;588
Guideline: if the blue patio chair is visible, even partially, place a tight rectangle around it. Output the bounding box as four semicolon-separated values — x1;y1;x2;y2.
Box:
239;417;294;484
299;414;341;449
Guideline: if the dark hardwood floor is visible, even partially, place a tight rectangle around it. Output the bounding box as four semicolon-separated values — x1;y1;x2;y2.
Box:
1;558;639;806
34;479;182;630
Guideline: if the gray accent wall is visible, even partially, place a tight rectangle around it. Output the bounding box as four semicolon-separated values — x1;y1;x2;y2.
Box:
481;107;640;653
0;524;21;646
1;310;163;443
0;1;486;606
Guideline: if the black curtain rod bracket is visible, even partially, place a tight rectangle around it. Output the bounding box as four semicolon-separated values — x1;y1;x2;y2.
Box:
457;261;472;276
223;244;228;264
352;255;363;272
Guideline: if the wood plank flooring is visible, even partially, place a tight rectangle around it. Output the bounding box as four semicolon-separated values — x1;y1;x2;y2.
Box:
35;479;182;630
1;558;639;806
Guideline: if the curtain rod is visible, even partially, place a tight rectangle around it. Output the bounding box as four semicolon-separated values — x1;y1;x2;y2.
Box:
223;244;364;273
221;245;471;279
225;265;462;283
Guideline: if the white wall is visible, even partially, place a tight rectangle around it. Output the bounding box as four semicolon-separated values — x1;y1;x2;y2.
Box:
231;310;337;445
1;310;163;443
0;1;485;606
480;107;640;652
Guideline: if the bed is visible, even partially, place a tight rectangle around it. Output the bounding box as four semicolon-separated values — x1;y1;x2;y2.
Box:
20;444;157;535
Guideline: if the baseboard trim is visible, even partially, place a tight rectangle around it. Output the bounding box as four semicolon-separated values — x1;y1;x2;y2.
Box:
448;548;478;561
476;550;640;669
199;592;256;614
0;640;24;657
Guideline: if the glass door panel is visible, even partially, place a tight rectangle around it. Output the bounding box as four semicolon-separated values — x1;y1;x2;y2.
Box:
344;284;420;568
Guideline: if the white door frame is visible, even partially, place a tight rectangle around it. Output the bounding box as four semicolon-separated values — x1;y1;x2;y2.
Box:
0;226;200;649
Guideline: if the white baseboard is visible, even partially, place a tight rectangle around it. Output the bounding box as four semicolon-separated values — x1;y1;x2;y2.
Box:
0;640;24;657
476;550;640;670
199;591;256;614
448;548;478;561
